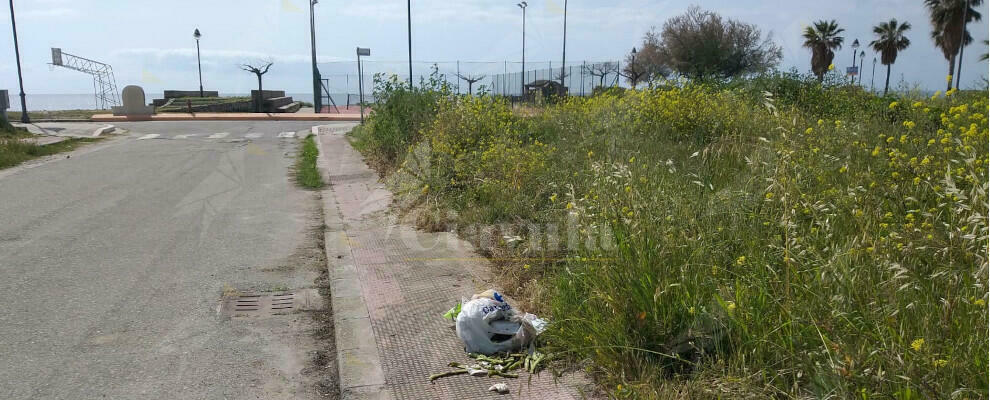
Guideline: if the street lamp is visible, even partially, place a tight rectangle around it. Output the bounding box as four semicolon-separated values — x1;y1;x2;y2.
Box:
870;57;877;93
858;50;865;86
850;39;859;84
406;0;413;89
309;0;322;113
559;0;567;88
8;0;29;122
630;47;638;88
517;1;527;98
194;28;203;97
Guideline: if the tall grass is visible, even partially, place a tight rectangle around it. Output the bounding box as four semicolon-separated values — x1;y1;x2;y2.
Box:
295;135;323;189
350;75;988;398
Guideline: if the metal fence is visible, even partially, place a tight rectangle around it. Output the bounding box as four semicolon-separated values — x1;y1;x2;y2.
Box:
316;60;626;103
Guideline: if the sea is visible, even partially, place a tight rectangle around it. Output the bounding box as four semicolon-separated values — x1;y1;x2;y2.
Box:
5;93;359;111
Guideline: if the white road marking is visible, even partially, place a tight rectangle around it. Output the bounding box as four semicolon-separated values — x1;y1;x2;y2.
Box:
244;132;264;139
136;134;160;140
277;131;296;138
174;134;199;139
207;132;230;139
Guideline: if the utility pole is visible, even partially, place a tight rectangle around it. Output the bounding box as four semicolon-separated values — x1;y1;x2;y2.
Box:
8;0;28;123
858;51;865;86
517;2;527;98
407;0;413;89
850;39;859;85
560;0;567;88
310;0;322;112
955;0;970;90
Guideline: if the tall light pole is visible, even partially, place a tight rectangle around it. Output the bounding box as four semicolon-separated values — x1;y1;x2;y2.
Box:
407;0;413;89
559;0;567;89
309;0;322;112
517;2;527;98
194;29;204;97
850;39;859;84
8;0;28;123
858;50;865;86
870;56;877;93
630;47;638;88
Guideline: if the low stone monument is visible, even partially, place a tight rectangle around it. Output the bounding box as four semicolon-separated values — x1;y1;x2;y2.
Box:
112;85;155;116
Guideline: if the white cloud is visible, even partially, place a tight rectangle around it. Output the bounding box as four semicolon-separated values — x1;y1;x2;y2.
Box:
112;48;348;64
19;7;79;19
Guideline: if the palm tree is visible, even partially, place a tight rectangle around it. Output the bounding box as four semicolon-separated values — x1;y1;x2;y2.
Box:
870;19;912;96
924;0;984;90
802;20;845;81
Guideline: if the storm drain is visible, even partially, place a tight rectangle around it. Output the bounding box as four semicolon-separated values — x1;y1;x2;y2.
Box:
221;289;323;318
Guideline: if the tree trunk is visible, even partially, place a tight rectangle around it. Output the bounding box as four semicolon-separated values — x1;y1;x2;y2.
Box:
884;64;891;96
946;55;956;91
256;74;263;113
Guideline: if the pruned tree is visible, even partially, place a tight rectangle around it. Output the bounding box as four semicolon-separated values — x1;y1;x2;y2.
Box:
645;6;782;79
583;62;617;88
870;19;912;95
456;73;487;95
924;0;983;90
241;60;273;112
628;41;672;84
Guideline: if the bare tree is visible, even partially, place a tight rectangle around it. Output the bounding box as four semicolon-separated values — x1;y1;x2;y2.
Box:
620;52;647;88
582;62;617;88
456;73;487;95
241;60;273;112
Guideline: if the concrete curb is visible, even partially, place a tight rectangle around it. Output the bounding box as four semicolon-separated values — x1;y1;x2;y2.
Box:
92;125;115;137
314;126;391;400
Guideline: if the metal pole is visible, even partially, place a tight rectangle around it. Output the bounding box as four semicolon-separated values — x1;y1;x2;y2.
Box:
358;53;365;123
581;61;585;96
407;0;413;89
310;0;322;112
955;0;970;90
858;54;864;86
521;4;526;97
196;39;203;97
870;57;876;93
9;0;28;123
560;0;567;88
456;60;460;94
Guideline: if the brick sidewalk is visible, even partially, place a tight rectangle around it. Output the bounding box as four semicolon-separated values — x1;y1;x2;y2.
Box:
315;126;593;400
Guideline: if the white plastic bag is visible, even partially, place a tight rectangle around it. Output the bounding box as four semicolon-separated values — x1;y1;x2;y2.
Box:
455;290;535;354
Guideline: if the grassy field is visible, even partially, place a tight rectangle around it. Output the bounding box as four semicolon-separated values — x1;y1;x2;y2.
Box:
7;109;106;121
350;72;988;398
0;116;99;169
295;135;323;189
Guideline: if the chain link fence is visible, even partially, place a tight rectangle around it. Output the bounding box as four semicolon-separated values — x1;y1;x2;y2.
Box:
316;60;626;105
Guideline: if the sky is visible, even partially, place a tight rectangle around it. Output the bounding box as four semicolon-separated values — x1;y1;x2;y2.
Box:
1;0;988;97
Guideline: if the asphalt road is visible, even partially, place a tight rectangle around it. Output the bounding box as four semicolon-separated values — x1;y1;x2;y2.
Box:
0;121;349;399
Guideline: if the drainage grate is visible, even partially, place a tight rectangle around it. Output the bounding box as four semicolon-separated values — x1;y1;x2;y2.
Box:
221;289;323;318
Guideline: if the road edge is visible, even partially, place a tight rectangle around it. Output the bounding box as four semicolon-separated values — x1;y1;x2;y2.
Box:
313;124;391;400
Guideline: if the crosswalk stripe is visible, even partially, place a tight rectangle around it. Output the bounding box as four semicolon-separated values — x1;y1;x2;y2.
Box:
245;133;264;139
277;131;296;138
207;132;230;139
136;134;160;140
174;134;198;139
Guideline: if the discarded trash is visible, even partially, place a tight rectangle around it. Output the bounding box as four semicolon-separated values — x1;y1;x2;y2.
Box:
488;383;509;394
455;290;539;354
430;358;520;383
442;302;462;322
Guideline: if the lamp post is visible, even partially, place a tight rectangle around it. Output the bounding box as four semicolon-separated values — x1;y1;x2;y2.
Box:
309;0;322;112
870;57;877;93
517;2;527;98
406;0;413;89
194;29;204;97
850;39;859;84
858;50;865;86
630;47;638;88
8;0;29;122
559;0;567;88
955;0;970;90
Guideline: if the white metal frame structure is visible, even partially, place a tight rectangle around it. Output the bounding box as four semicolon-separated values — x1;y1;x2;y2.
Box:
50;48;121;110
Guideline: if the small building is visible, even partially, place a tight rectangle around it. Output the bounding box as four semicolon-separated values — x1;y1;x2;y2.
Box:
524;80;567;101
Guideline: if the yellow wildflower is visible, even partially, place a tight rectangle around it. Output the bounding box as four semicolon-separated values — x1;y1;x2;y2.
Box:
726;301;737;312
888;101;899;109
805;127;814;134
911;338;924;351
933;359;948;368
566;202;575;209
828;63;835;71
946;74;953;83
736;256;746;266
